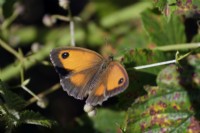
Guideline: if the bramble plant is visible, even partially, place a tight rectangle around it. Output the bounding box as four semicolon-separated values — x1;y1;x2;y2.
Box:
0;0;200;132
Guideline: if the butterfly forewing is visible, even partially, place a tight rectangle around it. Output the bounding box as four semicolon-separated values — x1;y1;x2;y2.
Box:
50;47;104;99
60;68;99;99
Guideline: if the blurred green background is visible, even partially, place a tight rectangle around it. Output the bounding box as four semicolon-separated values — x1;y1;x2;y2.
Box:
0;0;200;133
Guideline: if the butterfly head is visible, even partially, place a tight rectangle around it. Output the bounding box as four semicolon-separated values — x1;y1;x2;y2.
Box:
108;55;114;61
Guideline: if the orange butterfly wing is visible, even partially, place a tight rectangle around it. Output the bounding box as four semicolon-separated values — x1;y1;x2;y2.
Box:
86;61;129;105
50;47;103;75
50;47;103;99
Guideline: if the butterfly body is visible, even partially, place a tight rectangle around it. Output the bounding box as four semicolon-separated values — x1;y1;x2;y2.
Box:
50;47;129;106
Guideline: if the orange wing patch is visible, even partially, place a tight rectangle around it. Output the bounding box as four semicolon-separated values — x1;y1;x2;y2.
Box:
85;62;129;106
94;84;105;96
58;49;102;73
70;73;86;87
107;62;127;91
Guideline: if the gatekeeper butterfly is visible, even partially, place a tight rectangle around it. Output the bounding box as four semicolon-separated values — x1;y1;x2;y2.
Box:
50;47;129;106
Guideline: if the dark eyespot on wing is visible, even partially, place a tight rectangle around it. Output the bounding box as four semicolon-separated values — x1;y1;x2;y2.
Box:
62;52;69;59
118;78;124;84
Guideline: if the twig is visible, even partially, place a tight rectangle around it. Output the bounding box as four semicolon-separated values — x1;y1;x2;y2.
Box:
100;2;152;28
154;43;200;51
133;60;176;70
69;20;75;46
67;3;75;46
21;85;41;101
0;38;22;60
18;48;25;83
1;12;19;30
1;42;55;81
26;83;61;106
51;15;70;21
131;48;197;70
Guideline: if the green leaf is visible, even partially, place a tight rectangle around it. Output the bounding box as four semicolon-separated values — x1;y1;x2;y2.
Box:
0;80;26;110
0;0;5;7
185;54;200;88
20;110;56;128
154;0;168;11
22;78;31;86
91;109;126;133
124;54;200;132
0;104;20;129
0;80;56;130
154;0;200;19
154;0;177;19
141;10;186;46
123;49;173;74
117;49;174;109
192;33;200;42
2;0;15;18
193;0;200;8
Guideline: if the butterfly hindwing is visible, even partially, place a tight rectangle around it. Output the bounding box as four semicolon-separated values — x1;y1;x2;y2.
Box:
86;81;106;105
105;62;129;97
86;61;129;106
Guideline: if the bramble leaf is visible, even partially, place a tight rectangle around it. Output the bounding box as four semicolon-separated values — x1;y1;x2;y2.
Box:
0;80;55;130
141;10;186;46
20;110;56;128
91;109;126;133
154;0;200;19
124;54;200;132
0;80;26;111
118;49;174;109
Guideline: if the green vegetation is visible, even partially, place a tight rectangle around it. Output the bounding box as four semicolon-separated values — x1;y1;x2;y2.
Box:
0;0;200;132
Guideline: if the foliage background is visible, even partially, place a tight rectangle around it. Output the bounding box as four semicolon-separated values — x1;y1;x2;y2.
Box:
0;0;200;133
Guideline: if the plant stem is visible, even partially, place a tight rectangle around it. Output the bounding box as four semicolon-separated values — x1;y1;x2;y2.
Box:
100;1;152;28
68;4;75;46
0;38;22;60
1;12;19;30
21;85;41;101
133;60;176;70
51;15;70;21
0;42;55;81
0;26;85;81
132;49;195;70
154;43;200;51
26;83;61;106
69;20;75;46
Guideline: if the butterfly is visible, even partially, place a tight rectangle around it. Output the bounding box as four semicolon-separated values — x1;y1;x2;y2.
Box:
50;47;129;106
